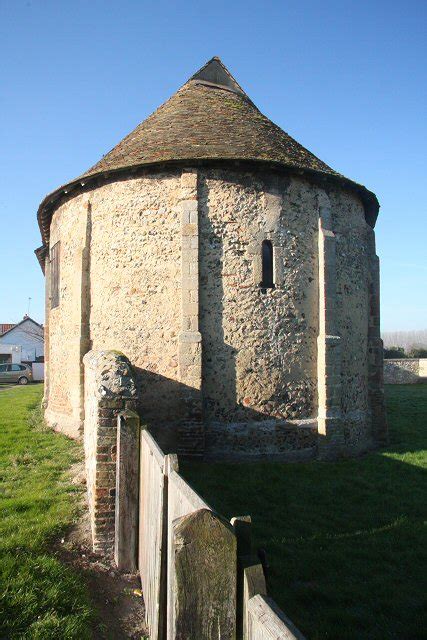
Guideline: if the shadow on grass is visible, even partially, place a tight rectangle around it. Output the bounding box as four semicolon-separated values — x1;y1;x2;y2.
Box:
181;385;427;640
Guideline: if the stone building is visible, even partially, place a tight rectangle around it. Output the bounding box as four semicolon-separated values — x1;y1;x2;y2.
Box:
35;57;387;460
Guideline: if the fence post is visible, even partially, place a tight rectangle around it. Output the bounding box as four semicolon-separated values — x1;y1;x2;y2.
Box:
231;515;252;557
170;508;237;640
242;562;267;639
231;516;267;640
114;409;140;571
158;454;179;640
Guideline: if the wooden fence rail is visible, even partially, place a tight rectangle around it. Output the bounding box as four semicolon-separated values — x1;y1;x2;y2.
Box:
247;595;306;640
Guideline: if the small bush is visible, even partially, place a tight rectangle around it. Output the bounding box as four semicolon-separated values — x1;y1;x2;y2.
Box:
407;347;427;358
384;346;407;359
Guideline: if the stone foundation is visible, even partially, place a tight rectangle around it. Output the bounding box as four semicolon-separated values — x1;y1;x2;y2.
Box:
205;419;317;461
44;407;82;440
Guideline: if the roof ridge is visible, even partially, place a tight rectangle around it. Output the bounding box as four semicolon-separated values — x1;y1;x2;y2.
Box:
189;56;250;99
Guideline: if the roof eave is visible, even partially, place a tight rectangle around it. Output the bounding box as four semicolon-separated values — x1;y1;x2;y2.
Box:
34;244;48;274
37;158;379;245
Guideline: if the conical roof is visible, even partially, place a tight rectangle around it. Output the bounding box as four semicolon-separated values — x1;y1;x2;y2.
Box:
37;57;379;245
80;57;339;179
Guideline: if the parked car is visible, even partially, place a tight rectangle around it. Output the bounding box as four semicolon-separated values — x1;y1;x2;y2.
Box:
0;363;33;384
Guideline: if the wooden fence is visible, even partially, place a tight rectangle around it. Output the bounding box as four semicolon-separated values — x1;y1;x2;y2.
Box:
138;429;170;640
247;595;306;640
116;412;306;640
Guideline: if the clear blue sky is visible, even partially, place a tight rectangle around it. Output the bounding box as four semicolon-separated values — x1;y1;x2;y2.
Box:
1;0;425;331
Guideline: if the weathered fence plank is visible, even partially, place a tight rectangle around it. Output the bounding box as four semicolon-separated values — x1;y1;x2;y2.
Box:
114;410;140;572
247;594;306;640
232;515;254;638
243;562;267;640
166;468;212;639
167;467;210;522
138;429;171;640
231;515;252;557
170;508;237;640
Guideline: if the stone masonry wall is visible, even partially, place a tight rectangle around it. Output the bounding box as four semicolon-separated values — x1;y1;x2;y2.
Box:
199;171;319;426
45;166;381;458
46;195;91;437
330;190;372;452
88;174;182;438
366;226;388;446
45;173;183;447
384;359;426;384
83;350;137;555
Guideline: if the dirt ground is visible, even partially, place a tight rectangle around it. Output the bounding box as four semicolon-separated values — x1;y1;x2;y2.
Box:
54;463;148;640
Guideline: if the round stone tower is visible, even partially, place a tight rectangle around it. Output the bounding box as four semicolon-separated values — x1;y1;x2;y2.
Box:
36;57;387;460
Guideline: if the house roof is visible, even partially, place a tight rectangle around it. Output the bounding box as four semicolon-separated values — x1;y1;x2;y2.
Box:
0;324;15;336
0;316;43;339
36;57;379;250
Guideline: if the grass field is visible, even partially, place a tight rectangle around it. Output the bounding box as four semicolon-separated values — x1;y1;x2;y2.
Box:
1;383;425;639
0;385;94;639
182;385;427;640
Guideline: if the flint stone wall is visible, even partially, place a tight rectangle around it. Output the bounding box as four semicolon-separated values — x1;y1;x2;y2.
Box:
330;190;372;450
83;350;137;555
384;359;427;384
199;172;318;425
205;419;317;461
45;194;91;437
45;166;381;458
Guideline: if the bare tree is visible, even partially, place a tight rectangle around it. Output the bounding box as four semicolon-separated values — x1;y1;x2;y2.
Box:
382;329;427;352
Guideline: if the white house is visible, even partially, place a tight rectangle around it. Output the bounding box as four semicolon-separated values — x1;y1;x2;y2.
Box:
0;344;22;364
0;316;44;362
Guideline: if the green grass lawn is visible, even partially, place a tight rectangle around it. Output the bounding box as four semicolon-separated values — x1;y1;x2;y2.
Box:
182;385;427;640
0;385;94;639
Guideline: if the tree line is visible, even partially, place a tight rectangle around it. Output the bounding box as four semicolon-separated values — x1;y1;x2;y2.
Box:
383;346;427;359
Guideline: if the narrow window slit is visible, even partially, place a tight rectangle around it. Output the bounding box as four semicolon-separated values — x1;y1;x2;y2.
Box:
260;240;274;292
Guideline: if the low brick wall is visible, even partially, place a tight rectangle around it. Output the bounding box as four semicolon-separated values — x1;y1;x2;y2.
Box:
83;350;137;555
383;359;427;384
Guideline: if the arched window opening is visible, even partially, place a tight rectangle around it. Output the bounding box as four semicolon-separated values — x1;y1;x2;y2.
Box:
260;240;274;291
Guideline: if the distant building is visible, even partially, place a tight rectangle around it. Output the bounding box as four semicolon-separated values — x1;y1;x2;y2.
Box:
0;323;15;334
0;315;44;363
0;344;22;364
